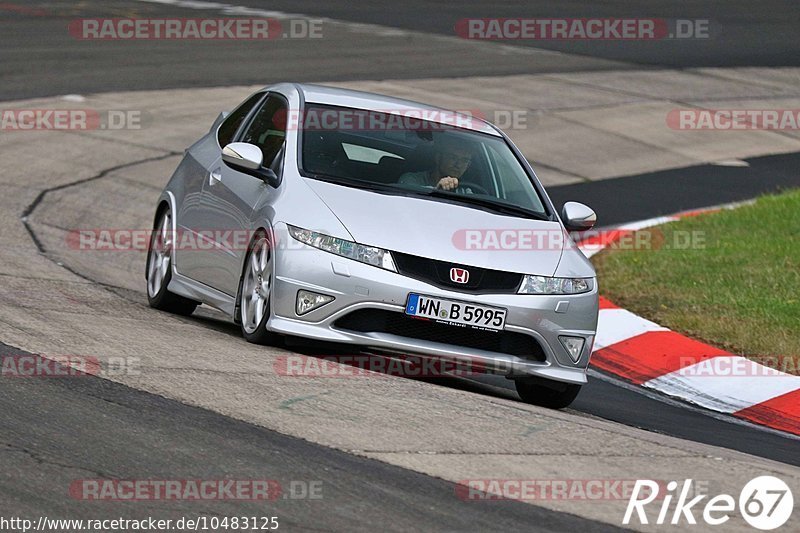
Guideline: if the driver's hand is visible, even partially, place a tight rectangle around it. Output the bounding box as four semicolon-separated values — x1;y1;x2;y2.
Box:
436;176;459;191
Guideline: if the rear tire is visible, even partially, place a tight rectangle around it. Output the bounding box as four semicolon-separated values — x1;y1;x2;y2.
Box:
515;378;581;409
145;206;198;316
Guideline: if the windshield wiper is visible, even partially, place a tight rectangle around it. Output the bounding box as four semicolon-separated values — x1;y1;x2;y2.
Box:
420;189;551;221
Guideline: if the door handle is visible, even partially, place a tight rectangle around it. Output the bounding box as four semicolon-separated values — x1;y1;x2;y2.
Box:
209;168;222;185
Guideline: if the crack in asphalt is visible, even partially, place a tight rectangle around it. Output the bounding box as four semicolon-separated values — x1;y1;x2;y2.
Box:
0;442;117;479
18;150;181;298
20;151;180;256
0;271;94;283
278;393;333;410
21;151;179;221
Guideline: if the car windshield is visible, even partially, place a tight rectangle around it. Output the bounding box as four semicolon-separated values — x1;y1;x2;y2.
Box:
299;104;549;218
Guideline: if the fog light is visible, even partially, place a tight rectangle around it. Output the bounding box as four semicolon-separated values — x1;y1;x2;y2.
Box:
296;290;334;315
559;336;585;363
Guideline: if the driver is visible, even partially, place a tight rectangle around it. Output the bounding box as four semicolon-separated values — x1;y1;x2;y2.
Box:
398;135;473;191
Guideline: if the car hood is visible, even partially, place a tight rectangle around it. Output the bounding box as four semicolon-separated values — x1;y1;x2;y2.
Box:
305;180;566;276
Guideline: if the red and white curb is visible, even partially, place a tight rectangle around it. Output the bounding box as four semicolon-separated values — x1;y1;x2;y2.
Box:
579;203;800;436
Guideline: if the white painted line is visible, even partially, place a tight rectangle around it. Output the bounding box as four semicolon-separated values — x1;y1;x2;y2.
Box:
135;0;313;19
588;368;800;441
593;309;669;351
618;215;679;232
643;356;800;413
711;159;750;167
578;201;755;259
576;216;679;258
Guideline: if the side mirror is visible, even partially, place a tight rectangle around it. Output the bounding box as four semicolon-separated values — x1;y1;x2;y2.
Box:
222;142;263;170
561;202;596;231
222;142;280;187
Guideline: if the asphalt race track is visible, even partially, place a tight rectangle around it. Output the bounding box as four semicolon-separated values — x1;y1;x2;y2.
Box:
0;342;619;532
1;1;799;531
4;0;800;100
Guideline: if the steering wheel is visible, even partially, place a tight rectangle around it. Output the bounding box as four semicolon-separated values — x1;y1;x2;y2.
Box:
456;181;490;195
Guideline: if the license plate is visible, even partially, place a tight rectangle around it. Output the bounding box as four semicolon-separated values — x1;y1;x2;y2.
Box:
405;293;507;331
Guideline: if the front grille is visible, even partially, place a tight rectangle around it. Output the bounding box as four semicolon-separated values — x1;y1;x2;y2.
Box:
393;252;522;294
334;309;545;361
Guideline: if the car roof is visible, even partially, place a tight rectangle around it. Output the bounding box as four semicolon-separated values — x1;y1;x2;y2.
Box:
284;83;501;137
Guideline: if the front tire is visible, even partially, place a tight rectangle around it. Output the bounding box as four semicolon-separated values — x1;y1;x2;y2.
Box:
515;378;581;409
237;232;280;345
146;207;198;316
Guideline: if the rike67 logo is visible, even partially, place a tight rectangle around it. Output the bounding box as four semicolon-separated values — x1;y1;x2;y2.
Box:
624;476;794;530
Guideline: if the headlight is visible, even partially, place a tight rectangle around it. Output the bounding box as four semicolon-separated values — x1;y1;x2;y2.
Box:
518;275;593;295
288;225;397;272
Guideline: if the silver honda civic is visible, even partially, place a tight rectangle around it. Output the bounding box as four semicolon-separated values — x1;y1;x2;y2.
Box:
146;83;599;408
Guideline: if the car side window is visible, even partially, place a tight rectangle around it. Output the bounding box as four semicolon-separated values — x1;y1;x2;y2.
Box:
216;92;265;148
240;95;288;169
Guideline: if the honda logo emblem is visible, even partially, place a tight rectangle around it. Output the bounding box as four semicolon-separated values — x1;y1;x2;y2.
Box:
449;267;470;284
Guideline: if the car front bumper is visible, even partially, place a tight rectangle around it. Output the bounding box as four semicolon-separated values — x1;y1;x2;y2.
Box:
267;231;599;385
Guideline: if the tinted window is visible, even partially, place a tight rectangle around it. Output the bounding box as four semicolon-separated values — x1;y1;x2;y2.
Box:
216;92;265;147
300;104;547;216
240;96;288;168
